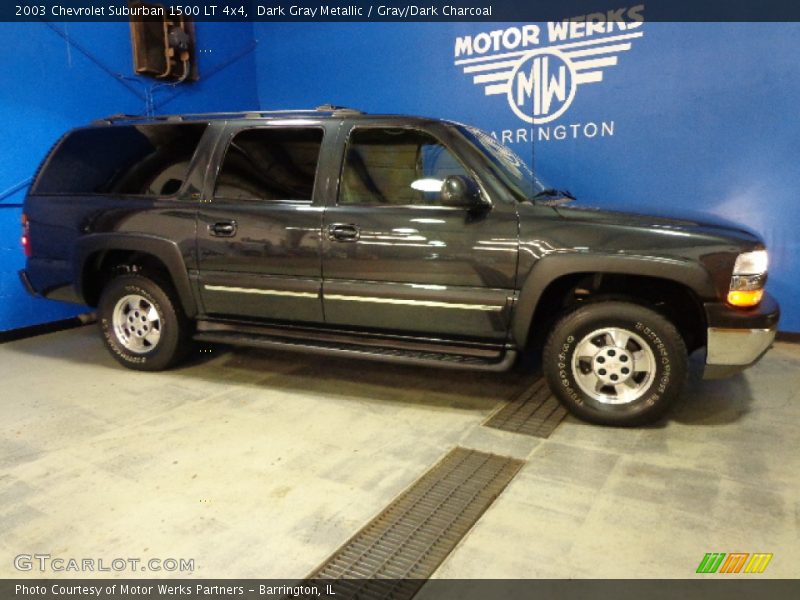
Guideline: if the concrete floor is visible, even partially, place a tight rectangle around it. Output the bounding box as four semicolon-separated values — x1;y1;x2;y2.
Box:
1;326;798;579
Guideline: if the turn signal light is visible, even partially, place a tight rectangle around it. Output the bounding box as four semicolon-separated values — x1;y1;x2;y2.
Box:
727;289;764;308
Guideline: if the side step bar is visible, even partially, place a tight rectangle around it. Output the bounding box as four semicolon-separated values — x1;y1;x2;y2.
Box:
194;321;517;372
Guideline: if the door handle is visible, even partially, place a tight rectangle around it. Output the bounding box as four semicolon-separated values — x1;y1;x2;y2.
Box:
328;223;360;242
209;220;237;237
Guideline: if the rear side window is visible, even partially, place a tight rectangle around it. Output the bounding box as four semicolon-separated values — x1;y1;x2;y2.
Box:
214;127;324;202
33;123;207;197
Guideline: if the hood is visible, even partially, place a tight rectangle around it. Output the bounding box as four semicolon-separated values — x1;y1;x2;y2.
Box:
550;203;762;246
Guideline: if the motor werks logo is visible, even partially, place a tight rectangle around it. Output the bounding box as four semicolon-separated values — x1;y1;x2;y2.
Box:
454;5;645;138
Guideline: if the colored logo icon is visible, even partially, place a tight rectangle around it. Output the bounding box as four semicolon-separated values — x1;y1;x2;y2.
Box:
696;552;773;574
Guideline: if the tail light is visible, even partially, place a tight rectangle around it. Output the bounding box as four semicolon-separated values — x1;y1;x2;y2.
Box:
21;213;31;257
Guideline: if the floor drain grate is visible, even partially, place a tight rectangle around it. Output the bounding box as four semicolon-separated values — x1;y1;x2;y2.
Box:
484;377;567;438
306;447;523;598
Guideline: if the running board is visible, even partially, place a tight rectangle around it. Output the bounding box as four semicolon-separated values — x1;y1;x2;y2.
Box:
194;321;517;372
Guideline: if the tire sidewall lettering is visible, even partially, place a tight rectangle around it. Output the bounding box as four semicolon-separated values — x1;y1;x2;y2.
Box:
557;334;581;404
634;321;671;394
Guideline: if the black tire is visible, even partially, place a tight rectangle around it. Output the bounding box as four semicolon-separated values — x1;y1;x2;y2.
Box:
98;273;190;371
542;301;688;426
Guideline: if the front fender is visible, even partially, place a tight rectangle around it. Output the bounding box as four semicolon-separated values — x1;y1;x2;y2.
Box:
511;252;716;347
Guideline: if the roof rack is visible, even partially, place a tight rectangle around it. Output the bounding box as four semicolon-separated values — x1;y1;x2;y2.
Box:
93;105;363;125
314;104;363;114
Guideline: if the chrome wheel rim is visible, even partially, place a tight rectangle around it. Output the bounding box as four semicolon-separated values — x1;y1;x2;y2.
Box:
112;294;162;354
571;327;656;405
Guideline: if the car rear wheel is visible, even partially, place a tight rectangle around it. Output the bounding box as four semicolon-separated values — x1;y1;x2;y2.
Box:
543;301;688;426
98;273;189;371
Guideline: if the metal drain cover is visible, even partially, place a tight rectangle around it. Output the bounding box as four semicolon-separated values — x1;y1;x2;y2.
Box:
484;377;567;438
307;447;523;598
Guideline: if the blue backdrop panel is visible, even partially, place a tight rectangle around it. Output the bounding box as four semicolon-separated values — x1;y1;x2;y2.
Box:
253;21;800;331
0;22;259;332
2;19;798;334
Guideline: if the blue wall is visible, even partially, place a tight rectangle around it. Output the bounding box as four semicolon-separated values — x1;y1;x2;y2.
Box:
253;21;800;331
0;22;259;331
3;19;799;333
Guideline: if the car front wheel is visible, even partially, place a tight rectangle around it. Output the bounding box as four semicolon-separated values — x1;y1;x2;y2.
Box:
543;301;688;426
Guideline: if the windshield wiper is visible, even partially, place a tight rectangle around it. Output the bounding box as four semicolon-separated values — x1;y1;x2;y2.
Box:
532;188;576;204
533;188;575;200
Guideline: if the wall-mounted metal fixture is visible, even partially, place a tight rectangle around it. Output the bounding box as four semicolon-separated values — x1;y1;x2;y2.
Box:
129;1;198;82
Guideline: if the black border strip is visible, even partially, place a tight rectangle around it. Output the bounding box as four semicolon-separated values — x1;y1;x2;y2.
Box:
0;314;95;344
4;1;800;22
1;579;799;599
776;331;800;344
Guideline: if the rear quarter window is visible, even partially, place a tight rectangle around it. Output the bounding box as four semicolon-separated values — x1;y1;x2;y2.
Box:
33;123;208;197
214;127;324;202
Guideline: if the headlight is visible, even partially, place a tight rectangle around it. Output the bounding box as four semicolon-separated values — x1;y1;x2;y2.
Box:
733;250;768;275
728;249;768;307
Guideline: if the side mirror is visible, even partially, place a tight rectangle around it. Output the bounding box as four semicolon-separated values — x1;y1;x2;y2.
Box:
440;175;486;209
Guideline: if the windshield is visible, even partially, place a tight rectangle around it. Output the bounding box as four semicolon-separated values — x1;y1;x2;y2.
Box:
458;125;547;201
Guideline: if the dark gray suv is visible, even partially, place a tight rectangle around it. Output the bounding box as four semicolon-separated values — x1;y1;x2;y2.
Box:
19;106;779;425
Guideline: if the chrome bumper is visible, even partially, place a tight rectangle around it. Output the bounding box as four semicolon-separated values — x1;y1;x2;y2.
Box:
704;326;777;379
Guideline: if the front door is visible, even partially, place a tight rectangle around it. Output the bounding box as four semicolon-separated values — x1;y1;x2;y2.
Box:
321;125;519;341
196;122;336;323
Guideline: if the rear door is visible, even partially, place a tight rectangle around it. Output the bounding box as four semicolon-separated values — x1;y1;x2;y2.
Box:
196;119;338;323
321;123;519;341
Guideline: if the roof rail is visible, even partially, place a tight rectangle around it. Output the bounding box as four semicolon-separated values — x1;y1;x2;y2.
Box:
92;113;186;125
93;106;364;125
315;104;363;114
